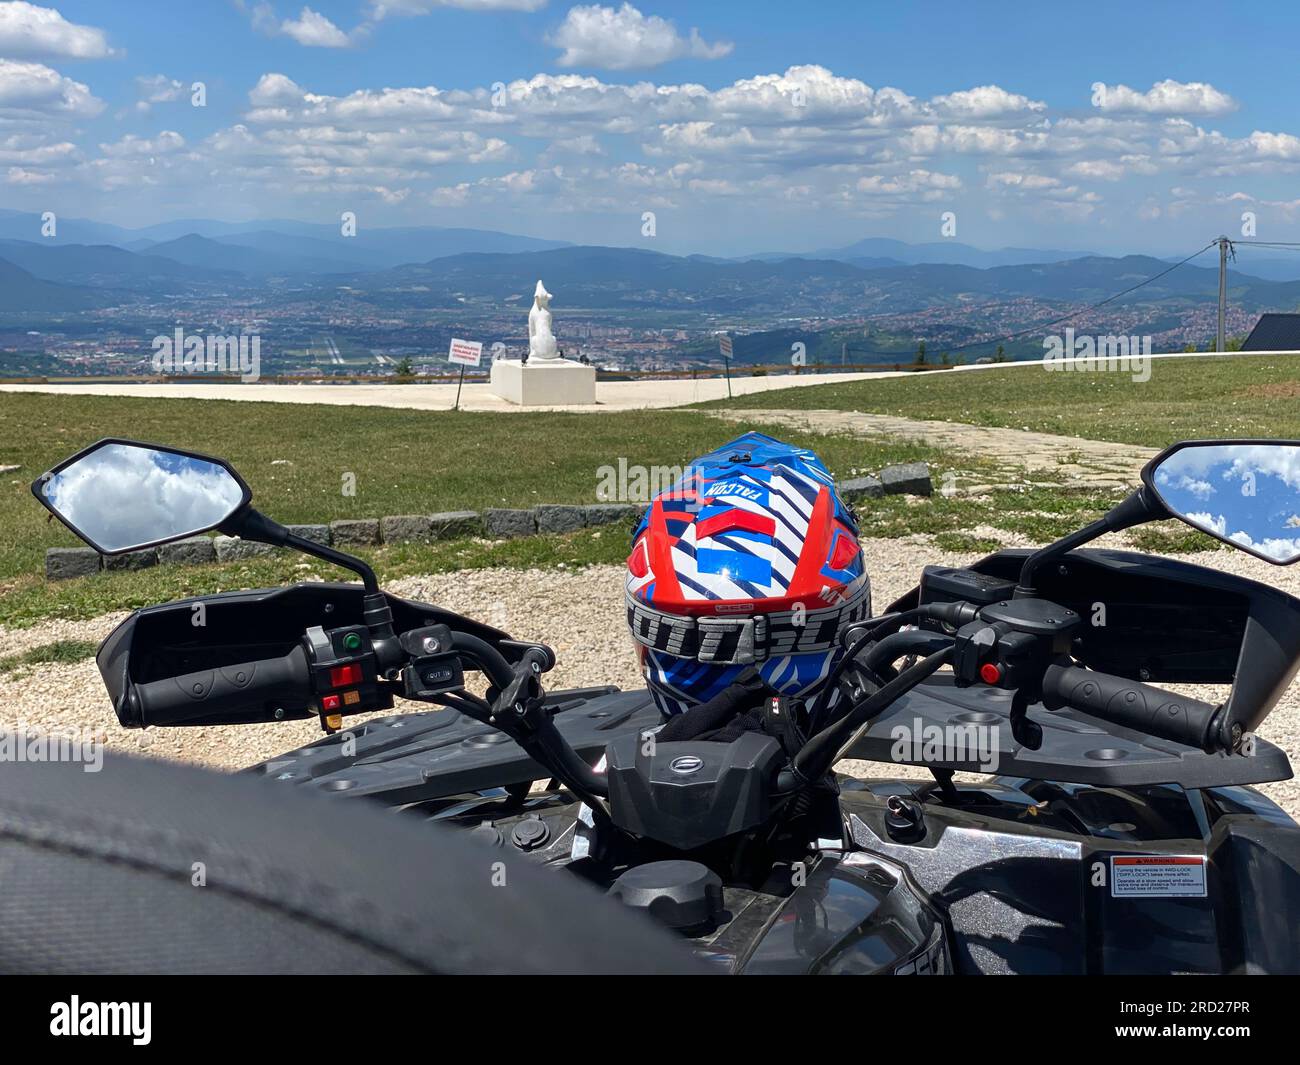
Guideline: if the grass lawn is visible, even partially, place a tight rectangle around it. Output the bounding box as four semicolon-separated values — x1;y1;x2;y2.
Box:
0;637;98;675
6;483;1171;629
0;391;946;622
0;390;1219;627
700;354;1300;448
0;525;640;629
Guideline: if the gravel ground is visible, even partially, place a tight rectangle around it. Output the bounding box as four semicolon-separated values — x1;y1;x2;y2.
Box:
2;539;1297;820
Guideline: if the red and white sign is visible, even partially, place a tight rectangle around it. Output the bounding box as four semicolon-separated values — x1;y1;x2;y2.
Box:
1111;855;1207;898
719;335;733;359
448;338;483;367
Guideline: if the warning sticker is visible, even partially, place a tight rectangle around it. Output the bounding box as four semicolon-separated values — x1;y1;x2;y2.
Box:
1111;855;1207;898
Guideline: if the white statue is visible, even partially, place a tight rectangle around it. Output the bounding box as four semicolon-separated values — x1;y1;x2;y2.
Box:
527;279;560;361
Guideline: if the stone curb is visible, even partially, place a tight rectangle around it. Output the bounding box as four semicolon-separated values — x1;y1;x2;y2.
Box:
880;461;933;497
842;463;934;502
45;469;930;579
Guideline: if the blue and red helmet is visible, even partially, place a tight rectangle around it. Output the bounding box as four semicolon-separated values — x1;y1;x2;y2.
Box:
625;432;871;716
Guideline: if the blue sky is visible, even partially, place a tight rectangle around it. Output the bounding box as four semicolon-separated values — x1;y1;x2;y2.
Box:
4;0;1300;255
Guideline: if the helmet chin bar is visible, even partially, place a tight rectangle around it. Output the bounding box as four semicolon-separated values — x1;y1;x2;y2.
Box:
625;580;873;668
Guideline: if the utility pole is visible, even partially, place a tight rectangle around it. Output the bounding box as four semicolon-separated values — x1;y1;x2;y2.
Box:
1217;235;1229;353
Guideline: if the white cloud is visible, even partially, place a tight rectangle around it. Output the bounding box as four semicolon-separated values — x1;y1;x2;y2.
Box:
1071;158;1126;181
1186;510;1228;536
246;4;362;47
987;172;1058;189
931;85;1046;118
128;74;186;115
428;182;470;206
5;164;51;183
15;58;1300;237
279;6;352;47
248;72;305;107
0;131;74;163
0;2;115;59
0;57;102;117
368;0;546;16
200;66;1275;226
549;3;732;70
99;131;186;157
547;133;605;155
136;74;184;104
711;65;919;126
984;170;1100;219
1243;129;1300;161
855;169;960;195
901;123;1044;157
1092;79;1237;116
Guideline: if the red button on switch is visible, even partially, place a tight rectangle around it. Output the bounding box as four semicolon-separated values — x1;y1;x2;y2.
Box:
322;693;341;711
979;663;1002;685
329;663;361;687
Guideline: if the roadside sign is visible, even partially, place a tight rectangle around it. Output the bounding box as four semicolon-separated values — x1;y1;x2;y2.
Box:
448;337;482;411
449;338;483;367
719;335;733;359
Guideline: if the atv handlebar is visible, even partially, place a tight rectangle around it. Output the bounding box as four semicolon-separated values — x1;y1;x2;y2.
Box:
1040;662;1224;751
124;626;557;731
128;645;312;728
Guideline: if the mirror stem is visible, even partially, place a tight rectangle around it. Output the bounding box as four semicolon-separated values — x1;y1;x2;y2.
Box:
1016;487;1162;597
220;506;382;594
219;506;403;671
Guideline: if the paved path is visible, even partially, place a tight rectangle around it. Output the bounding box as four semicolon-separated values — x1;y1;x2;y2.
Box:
0;369;891;413
710;408;1158;490
4;348;1295;414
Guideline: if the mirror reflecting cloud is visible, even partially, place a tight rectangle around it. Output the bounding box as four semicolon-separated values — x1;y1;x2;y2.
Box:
1151;443;1300;564
41;443;245;553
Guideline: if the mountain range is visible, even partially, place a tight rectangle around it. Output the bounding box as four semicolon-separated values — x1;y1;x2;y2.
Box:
2;209;1299;316
0;209;571;274
752;236;1097;270
363;247;1300;314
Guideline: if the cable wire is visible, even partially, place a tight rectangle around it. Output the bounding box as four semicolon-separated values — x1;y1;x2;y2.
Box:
939;240;1220;354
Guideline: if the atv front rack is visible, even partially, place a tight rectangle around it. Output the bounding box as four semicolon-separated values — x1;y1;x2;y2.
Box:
247;678;1292;804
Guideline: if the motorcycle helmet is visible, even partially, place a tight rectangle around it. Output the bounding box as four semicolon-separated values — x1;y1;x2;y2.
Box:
625;432;871;716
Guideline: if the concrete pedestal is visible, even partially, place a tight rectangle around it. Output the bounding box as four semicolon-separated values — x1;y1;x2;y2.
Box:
490;358;596;406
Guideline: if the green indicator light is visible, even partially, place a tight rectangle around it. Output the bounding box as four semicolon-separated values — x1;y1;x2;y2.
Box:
343;632;362;651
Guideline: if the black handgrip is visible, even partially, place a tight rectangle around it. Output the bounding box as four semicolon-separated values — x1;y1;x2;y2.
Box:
126;645;312;727
1041;663;1223;750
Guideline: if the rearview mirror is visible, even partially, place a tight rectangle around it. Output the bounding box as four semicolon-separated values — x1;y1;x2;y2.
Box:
32;439;251;554
1143;440;1300;565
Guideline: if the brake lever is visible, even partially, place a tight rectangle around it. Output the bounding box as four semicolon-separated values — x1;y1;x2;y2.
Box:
1008;687;1044;750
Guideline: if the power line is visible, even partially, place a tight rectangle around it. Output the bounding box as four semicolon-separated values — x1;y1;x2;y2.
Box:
1234;240;1300;251
835;236;1245;363
939;240;1219;354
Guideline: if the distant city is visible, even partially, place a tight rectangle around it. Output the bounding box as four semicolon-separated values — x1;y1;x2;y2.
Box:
0;209;1284;382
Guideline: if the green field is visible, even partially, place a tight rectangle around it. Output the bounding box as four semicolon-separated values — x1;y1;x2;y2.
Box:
0;392;956;624
701;354;1300;448
0;384;1234;627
